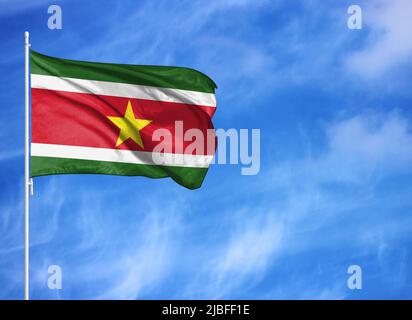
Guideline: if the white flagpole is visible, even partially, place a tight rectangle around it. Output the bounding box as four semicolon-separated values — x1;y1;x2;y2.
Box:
24;31;31;301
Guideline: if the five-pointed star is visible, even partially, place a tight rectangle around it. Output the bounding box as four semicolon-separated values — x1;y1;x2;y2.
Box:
107;100;152;148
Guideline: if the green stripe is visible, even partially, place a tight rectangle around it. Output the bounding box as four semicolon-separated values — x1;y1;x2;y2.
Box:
30;50;217;94
31;156;208;190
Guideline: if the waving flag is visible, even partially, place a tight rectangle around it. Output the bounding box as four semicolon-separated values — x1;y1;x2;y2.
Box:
30;50;217;189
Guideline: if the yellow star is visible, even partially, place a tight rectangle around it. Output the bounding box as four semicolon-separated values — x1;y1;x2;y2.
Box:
107;100;152;148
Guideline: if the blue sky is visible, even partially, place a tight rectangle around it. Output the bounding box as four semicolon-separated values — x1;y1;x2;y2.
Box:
1;0;412;299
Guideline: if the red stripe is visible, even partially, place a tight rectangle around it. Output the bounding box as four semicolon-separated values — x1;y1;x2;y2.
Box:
31;89;216;155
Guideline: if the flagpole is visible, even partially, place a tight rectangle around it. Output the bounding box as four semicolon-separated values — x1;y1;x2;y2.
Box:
24;31;30;301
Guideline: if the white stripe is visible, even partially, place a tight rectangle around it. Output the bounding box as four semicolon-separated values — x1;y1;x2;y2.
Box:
31;74;216;107
31;143;213;168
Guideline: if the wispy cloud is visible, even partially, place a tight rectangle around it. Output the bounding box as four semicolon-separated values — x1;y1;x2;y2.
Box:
185;210;282;298
26;182;187;299
345;0;412;78
94;203;182;299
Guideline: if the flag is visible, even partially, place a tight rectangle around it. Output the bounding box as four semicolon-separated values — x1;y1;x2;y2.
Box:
30;50;217;189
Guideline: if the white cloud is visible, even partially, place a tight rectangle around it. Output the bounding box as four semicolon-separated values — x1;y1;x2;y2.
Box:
269;111;412;189
56;188;183;299
345;0;412;78
185;211;282;298
95;210;177;299
325;111;412;175
219;221;281;276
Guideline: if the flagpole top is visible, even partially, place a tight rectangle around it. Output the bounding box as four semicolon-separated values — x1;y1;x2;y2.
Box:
24;31;29;45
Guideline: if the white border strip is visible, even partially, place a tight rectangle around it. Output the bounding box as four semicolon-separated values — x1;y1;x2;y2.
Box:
31;74;216;107
31;143;213;168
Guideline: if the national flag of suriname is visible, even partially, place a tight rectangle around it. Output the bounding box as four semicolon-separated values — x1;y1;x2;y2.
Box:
30;50;217;189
